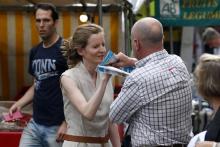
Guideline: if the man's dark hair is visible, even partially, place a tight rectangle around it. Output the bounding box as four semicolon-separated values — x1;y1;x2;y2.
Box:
34;3;59;21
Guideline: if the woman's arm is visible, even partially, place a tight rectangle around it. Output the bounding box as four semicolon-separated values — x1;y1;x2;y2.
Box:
109;121;121;147
61;74;111;120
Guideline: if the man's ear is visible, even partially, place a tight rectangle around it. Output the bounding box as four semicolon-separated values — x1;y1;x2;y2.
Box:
54;20;59;27
134;39;141;51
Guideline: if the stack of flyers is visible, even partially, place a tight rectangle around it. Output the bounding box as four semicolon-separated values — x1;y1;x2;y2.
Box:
100;50;118;66
2;111;23;122
97;65;129;77
122;66;135;73
98;50;134;76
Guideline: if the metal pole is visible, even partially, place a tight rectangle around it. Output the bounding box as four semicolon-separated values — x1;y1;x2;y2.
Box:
169;26;174;54
124;6;128;55
98;0;103;26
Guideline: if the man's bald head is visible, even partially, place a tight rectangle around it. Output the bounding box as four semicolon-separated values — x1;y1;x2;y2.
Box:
131;17;163;48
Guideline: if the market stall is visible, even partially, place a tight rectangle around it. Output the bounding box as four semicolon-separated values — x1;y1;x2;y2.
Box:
0;101;32;146
0;0;134;100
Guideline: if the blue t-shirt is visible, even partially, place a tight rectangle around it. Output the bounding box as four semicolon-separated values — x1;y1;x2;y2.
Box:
28;37;68;126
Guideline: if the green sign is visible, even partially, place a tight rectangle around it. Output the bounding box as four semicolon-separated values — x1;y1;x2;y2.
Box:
155;0;220;26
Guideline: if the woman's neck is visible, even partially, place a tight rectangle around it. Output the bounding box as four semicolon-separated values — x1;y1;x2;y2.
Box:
83;61;97;80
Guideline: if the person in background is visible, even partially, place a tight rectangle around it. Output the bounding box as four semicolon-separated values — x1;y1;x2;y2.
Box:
109;17;192;147
9;3;68;147
60;23;121;147
187;54;220;147
202;27;220;55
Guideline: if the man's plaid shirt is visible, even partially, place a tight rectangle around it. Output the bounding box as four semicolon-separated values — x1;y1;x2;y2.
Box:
110;49;192;146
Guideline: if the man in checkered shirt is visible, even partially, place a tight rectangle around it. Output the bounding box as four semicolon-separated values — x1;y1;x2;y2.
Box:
109;17;192;147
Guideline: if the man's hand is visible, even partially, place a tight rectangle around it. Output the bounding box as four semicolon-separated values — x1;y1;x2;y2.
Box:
9;103;21;116
111;52;137;68
56;121;67;142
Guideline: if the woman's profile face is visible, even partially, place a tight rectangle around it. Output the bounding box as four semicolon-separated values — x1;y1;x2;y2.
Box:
81;32;106;65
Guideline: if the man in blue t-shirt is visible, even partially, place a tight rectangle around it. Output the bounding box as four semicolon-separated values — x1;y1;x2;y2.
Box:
9;3;68;147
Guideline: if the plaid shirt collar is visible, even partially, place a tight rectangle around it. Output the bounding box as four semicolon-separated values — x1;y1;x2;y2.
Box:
135;49;168;68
